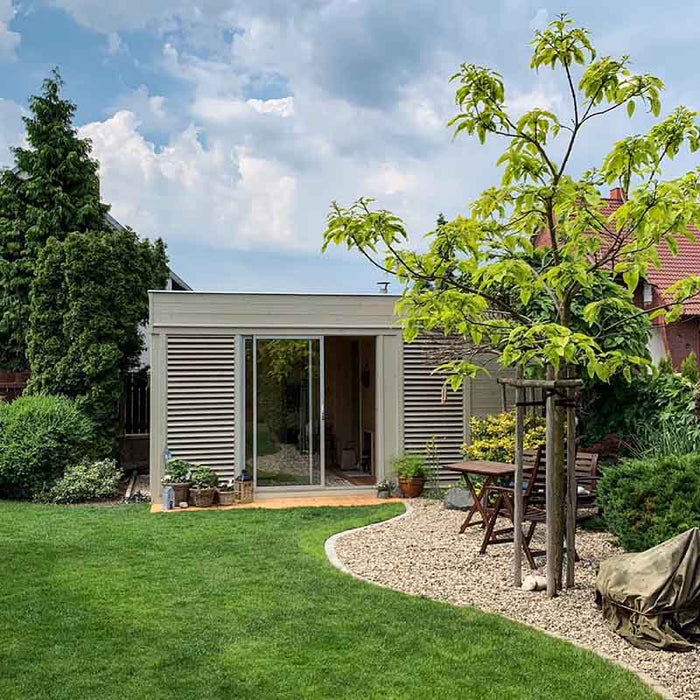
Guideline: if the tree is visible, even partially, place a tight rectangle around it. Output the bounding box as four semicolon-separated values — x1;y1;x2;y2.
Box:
0;69;109;370
323;15;700;592
27;230;169;452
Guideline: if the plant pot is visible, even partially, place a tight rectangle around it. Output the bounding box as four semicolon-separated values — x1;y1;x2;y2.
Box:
398;476;425;498
191;487;216;507
169;482;189;504
377;489;391;499
217;490;236;506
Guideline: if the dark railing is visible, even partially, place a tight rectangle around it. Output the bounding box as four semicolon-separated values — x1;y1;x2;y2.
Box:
122;370;150;435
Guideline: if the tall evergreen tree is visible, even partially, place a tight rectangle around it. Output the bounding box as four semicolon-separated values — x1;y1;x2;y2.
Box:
27;230;169;451
0;69;108;370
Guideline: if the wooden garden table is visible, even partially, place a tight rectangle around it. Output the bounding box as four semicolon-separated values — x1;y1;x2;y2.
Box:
445;460;533;534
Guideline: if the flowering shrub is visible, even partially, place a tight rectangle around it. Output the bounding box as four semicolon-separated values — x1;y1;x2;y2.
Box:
463;411;546;463
44;458;121;504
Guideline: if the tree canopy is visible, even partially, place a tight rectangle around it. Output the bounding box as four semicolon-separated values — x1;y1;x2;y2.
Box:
323;14;700;388
0;69;110;370
27;229;168;450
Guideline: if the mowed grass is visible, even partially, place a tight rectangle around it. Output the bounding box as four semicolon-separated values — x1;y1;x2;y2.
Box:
0;502;658;700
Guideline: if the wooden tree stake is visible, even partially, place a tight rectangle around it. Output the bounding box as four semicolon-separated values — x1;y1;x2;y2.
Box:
513;365;524;588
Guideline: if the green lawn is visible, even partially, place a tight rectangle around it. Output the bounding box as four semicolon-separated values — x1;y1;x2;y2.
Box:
0;502;657;700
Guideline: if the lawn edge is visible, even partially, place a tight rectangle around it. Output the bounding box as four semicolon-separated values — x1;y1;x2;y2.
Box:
324;502;674;700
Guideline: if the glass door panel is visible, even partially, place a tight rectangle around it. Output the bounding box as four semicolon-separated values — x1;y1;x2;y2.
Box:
253;338;322;487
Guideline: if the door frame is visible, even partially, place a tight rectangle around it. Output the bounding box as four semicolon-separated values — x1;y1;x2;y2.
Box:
249;335;326;490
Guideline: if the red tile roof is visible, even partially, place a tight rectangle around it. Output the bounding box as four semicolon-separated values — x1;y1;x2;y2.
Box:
535;194;700;315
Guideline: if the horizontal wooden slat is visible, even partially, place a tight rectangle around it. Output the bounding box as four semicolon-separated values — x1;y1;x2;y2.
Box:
403;334;465;479
166;336;236;479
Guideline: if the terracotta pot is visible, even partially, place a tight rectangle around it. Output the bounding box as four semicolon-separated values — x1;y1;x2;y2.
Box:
398;476;425;498
170;482;189;504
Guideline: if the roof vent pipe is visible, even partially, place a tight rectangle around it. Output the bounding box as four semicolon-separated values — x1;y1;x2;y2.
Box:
377;281;390;294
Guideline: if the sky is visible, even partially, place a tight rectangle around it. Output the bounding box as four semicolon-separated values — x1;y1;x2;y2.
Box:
1;1;699;292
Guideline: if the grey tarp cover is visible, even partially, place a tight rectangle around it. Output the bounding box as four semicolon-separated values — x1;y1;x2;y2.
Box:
595;528;700;651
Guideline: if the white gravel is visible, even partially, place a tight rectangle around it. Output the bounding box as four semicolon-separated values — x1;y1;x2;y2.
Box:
333;499;699;700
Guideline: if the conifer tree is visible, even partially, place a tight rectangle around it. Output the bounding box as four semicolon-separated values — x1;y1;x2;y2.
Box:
0;69;108;369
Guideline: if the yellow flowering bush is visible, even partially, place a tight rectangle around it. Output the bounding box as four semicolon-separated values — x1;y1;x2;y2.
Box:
463;411;546;463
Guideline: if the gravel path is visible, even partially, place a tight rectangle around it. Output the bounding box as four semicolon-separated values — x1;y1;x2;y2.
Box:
333;499;699;700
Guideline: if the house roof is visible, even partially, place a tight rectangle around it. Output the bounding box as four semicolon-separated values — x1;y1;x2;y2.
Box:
536;190;700;315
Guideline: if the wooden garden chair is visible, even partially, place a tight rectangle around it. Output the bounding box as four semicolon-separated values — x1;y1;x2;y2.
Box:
480;448;598;568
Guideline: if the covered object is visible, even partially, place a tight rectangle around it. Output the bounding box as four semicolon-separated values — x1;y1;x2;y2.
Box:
595;528;700;651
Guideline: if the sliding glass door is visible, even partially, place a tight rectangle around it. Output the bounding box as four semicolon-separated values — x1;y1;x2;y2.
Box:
245;337;323;488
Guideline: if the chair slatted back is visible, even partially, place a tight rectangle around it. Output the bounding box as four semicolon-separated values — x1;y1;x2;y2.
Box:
529;448;599;508
521;447;543;501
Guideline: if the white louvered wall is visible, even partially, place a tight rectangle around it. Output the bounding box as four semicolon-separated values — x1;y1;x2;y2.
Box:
166;336;237;481
403;335;465;481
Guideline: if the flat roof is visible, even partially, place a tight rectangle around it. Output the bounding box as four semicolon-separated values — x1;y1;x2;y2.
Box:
149;290;401;298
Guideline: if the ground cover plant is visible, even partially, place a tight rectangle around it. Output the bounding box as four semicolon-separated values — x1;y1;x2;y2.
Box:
0;502;659;700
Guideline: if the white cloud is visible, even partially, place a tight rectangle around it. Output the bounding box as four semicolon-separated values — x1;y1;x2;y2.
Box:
0;97;23;165
106;32;123;55
365;163;416;196
0;0;20;61
80;110;298;249
192;96;294;124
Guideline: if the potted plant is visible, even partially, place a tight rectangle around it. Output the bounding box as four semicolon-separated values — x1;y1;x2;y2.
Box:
393;454;427;498
217;479;236;506
377;480;393;498
162;458;192;504
189;465;218;507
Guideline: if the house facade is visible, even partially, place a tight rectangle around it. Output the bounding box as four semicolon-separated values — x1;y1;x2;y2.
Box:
536;187;700;368
148;291;515;500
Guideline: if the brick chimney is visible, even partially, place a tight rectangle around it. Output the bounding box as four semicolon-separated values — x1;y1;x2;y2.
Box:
609;186;625;202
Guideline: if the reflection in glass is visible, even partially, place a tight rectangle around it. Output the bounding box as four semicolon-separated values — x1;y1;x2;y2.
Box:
253;338;321;487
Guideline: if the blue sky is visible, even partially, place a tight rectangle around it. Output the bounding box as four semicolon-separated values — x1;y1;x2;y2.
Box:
1;1;699;292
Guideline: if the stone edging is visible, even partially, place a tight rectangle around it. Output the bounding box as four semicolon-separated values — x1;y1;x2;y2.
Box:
324;502;674;700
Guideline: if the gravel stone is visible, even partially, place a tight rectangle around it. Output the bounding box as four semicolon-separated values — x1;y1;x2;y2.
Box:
333;499;699;700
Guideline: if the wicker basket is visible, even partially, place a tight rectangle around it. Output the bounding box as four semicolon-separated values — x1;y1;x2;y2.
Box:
217;489;236;506
234;480;254;504
192;487;216;507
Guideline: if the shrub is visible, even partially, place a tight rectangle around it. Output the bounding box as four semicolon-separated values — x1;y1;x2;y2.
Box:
0;395;95;498
163;458;192;484
393;453;427;479
190;465;218;488
597;453;700;552
45;458;122;504
464;411;546;463
580;358;700;450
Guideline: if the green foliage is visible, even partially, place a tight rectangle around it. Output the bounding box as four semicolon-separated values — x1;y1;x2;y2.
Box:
0;70;109;370
26;229;169;451
464;411;546;463
680;351;699;383
0;394;95;497
43;458;121;504
393;453;427;479
323;14;700;390
190;465;218;489
580;359;700;449
598;453;700;551
163;458;192;484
